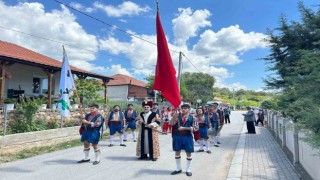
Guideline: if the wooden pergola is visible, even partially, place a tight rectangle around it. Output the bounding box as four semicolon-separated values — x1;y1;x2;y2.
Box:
0;41;112;108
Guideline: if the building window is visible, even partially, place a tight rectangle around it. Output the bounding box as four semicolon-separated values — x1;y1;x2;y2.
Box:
33;78;40;93
33;77;52;94
42;78;48;94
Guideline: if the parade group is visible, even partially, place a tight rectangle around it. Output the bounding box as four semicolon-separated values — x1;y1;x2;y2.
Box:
78;101;232;177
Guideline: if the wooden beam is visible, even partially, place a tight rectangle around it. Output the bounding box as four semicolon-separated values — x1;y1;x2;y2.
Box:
43;68;56;109
102;78;110;104
0;62;6;108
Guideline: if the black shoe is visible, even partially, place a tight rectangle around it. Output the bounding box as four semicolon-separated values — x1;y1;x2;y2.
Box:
217;142;221;144
108;144;113;147
120;144;126;147
138;156;148;160
92;160;100;165
214;145;219;147
133;140;137;142
151;158;157;161
197;149;204;152
186;171;192;176
123;139;127;141
77;159;90;163
171;170;182;175
206;150;212;154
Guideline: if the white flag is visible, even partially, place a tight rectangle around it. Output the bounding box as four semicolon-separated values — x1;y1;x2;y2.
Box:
57;46;76;118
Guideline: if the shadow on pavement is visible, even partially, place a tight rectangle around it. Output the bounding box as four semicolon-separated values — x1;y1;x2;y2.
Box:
106;156;138;161
43;159;77;165
0;167;33;173
132;168;172;178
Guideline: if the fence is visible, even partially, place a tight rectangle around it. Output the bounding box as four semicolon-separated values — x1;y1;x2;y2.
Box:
266;111;320;179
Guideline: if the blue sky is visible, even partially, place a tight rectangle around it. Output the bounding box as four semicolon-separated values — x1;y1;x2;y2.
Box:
0;0;319;91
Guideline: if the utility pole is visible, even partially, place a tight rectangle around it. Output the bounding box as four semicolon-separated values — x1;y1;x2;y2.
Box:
177;51;182;91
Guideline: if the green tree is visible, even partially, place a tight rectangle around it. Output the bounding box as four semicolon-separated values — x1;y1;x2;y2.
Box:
74;78;103;104
144;74;189;102
262;3;320;150
261;100;278;110
182;72;215;103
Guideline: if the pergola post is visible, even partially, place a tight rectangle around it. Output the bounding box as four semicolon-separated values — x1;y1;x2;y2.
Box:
102;78;109;104
0;62;6;108
43;68;58;109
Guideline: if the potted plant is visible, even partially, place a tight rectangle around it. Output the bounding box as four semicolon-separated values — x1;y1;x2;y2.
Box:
4;98;17;111
37;97;48;110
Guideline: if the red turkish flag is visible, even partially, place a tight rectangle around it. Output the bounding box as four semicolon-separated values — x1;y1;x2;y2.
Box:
153;11;181;108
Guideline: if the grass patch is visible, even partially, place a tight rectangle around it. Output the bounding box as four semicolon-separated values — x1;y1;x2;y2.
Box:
0;130;137;164
0;139;83;164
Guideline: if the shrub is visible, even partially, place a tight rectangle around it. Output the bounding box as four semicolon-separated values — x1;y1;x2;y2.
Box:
10;98;43;133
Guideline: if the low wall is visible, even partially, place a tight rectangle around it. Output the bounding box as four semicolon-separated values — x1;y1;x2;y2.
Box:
0;126;80;154
266;111;320;179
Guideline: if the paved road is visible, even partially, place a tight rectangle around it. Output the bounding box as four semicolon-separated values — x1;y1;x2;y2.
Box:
1;111;288;180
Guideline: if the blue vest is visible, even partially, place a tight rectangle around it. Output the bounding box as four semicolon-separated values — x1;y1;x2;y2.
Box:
204;111;218;123
124;110;137;120
173;114;193;136
82;113;104;131
108;111;124;121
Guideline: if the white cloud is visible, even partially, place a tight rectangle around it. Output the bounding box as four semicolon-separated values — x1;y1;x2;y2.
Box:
70;60;106;72
172;8;211;46
104;64;132;76
93;1;150;17
119;19;127;23
70;2;94;13
214;80;248;91
192;25;268;65
99;34;158;70
133;68;153;76
0;1;98;64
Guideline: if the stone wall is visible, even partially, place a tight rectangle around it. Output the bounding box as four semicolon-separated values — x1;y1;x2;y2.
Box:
0;107;110;154
0;107;109;130
0;126;80;154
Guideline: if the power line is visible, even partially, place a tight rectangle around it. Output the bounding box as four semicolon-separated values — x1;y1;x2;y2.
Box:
53;0;206;72
181;52;201;72
2;1;203;73
0;25;133;64
1;24;202;74
53;0;180;54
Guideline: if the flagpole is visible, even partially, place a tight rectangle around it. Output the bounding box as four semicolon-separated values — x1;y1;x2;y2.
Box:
177;51;182;91
156;0;159;12
58;45;77;128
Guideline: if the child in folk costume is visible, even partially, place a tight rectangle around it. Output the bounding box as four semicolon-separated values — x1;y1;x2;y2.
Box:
196;107;211;153
205;103;221;147
78;103;104;165
170;104;199;177
106;105;126;147
123;104;138;142
192;107;201;146
161;107;171;134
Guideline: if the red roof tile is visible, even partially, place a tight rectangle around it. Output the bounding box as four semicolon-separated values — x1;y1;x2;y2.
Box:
0;40;111;79
108;74;146;87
